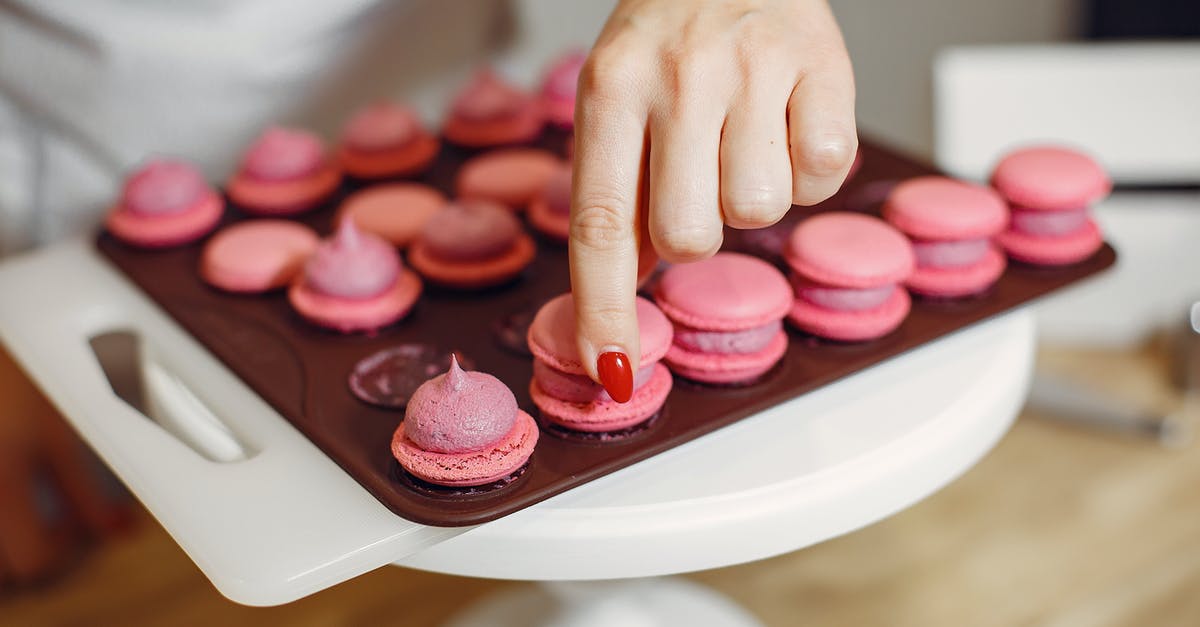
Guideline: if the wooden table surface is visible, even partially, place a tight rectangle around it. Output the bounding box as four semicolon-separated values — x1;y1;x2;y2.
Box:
3;344;1198;627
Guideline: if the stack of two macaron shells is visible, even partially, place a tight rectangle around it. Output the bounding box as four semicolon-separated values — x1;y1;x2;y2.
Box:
655;253;793;384
990;146;1109;266
527;294;675;433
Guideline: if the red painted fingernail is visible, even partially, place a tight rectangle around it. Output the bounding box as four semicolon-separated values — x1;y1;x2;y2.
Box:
597;351;634;404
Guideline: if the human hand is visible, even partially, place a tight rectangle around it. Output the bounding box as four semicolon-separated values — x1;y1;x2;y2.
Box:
569;0;856;399
0;348;131;588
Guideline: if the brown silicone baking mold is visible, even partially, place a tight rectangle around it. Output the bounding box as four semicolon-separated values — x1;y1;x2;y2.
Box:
97;132;1116;526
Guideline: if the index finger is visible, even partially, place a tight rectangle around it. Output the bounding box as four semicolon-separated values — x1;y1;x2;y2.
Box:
569;48;650;391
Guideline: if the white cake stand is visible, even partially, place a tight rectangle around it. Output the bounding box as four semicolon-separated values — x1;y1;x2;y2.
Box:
0;241;1034;621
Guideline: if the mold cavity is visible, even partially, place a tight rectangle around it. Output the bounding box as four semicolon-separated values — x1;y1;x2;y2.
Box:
89;330;252;463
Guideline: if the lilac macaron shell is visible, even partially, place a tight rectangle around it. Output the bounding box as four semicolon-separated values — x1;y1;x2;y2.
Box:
788;285;911;342
785;212;915;289
664;329;788;384
527;293;673;375
672;320;782;355
403;359;518;454
906;245;1006;298
990;146;1111;211
655;252;793;332
882;176;1008;241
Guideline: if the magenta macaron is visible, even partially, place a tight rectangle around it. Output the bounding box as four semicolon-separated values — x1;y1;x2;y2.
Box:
655;252;792;385
990;146;1109;266
392;356;538;487
882;176;1008;298
105;158;224;248
784;212;915;342
527;294;674;433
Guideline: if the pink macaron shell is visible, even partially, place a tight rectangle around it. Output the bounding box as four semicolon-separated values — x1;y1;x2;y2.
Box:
671;320;782;355
105;192;224;248
911;238;991;269
337;183;447;247
1009;206;1090;237
456;149;562;211
664;329;788;385
990;145;1112;211
288;269;422;333
906;244;1006;298
882;176;1008;241
240;127;325;182
654;252;793;332
120;159;209;216
200;220;319;293
792;278;897;312
527;293;673;376
227;163;341;216
527;196;571;242
996;218;1104;267
304;220;402;300
788;285;911;342
393;410;538;487
532;359;655;405
784;212;915;289
530;363;673;433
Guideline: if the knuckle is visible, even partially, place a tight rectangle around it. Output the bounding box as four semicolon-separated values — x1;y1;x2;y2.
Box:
724;186;791;226
579;45;642;96
571;201;630;251
655;223;723;262
794;132;858;177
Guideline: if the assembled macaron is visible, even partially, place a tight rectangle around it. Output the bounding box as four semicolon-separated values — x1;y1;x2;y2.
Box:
392;356;538;488
288;220;421;333
655;253;792;384
456;148;562;212
407;200;536;289
336;101;440;179
105;158;224;248
883;176;1008;298
785;212;915;342
227;127;341;216
443;69;544;148
527;294;674;433
527;161;572;241
539;50;585;128
336;183;447;248
990;145;1109;266
200;220;319;293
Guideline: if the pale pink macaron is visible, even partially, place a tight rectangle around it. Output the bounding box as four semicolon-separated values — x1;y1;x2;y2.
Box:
337;101;441;179
882;176;1008;297
443;69;544;148
200;220;319;293
105;158;224;248
540;50;585;128
336;183;447;248
456;148;562;212
990;146;1108;266
288;220;421;333
527;161;572;241
785;212;915;342
227;127;342;216
392;357;538;487
527;293;674;433
655;252;792;384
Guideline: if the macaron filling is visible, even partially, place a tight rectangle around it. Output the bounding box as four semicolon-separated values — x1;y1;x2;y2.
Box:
341;103;421;152
793;278;897;312
532;359;654;404
1009;206;1090;237
420;201;521;262
241;127;325;182
304;220;401;300
911;238;991;269
121;159;208;216
672;320;782;355
404;357;518;454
